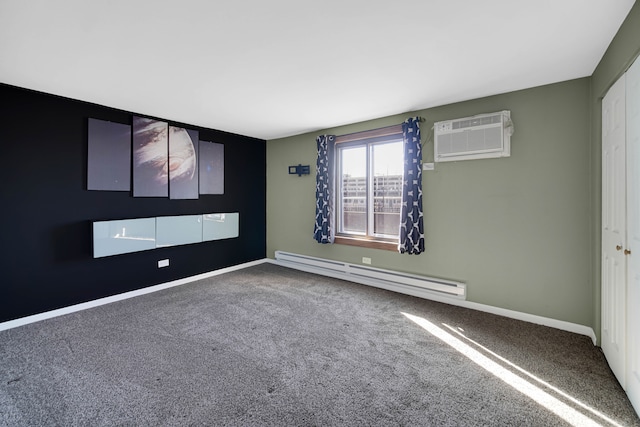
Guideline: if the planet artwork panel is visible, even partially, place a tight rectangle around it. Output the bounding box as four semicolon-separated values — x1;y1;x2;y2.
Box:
169;126;199;200
199;140;224;195
87;118;131;191
133;116;169;197
89;115;222;199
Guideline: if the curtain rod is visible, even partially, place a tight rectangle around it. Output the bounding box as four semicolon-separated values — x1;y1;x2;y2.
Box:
335;117;424;143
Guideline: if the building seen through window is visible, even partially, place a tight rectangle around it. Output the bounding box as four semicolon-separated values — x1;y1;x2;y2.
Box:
337;139;403;239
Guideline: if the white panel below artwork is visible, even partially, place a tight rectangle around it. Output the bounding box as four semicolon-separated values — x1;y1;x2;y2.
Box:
93;212;239;258
93;218;157;258
156;215;203;247
203;213;239;241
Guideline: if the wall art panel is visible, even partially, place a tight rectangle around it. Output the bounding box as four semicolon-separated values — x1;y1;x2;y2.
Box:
133;116;168;197
199;140;224;194
87;118;131;191
169;126;199;199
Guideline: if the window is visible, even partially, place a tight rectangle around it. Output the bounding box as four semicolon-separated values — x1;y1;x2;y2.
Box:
334;126;404;250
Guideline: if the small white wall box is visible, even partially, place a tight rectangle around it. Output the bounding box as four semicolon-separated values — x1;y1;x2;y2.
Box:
434;110;513;162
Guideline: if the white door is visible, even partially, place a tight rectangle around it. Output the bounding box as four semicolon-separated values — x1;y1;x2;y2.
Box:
602;74;627;388
626;56;640;415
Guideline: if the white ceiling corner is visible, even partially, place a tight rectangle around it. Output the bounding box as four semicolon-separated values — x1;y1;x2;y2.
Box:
0;0;635;140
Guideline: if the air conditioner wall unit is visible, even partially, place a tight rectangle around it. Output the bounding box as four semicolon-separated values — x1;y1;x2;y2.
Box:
434;110;513;162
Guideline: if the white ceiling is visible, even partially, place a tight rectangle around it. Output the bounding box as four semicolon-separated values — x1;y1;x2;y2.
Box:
0;1;635;140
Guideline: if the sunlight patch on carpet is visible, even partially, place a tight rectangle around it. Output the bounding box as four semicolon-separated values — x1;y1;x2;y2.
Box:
402;312;610;427
439;322;624;427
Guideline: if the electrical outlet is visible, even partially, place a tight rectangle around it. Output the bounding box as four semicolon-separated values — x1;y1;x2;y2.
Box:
362;257;372;265
158;259;169;268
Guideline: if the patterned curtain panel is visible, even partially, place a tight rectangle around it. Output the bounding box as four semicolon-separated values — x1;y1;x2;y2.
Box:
313;135;335;243
399;118;425;254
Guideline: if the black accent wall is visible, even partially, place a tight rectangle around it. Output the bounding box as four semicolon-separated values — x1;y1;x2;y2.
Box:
0;84;267;323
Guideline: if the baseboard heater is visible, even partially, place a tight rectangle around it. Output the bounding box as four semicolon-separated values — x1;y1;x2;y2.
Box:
274;251;466;300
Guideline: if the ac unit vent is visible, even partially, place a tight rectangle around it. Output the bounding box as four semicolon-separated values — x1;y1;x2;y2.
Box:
434;110;512;162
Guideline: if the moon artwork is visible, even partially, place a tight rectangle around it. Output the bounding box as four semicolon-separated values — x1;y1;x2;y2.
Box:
133;117;169;197
132;117;199;199
168;126;199;200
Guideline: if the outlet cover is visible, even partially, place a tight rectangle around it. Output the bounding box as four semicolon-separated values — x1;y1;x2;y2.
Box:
158;259;169;268
423;163;435;170
362;257;372;265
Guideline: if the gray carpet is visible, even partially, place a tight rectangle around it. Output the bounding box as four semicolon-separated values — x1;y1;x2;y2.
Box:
1;263;638;426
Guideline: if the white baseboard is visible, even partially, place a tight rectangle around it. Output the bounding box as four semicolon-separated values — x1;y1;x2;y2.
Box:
0;258;269;332
266;258;598;346
1;256;597;346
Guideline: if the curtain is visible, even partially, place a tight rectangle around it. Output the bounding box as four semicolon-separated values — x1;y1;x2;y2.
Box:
399;117;424;254
313;135;335;243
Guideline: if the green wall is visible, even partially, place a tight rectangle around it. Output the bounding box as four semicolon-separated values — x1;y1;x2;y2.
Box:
266;1;640;334
590;2;640;341
267;79;592;326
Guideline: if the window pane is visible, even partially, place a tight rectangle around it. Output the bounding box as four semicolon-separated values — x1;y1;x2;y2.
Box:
340;146;367;234
372;141;403;237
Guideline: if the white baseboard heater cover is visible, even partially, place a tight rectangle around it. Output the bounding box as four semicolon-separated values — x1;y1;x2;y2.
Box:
274;251;466;300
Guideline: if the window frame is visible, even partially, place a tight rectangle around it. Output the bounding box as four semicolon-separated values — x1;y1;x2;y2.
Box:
333;125;404;251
